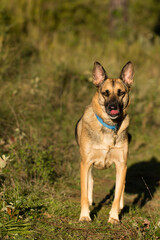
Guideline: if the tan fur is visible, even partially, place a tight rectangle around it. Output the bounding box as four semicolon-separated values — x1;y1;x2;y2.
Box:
76;62;134;224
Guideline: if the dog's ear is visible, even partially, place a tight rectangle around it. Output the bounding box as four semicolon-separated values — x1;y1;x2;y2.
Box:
119;61;134;87
93;62;107;87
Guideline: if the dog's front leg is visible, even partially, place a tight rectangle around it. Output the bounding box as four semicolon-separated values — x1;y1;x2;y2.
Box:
120;183;125;210
108;161;127;224
88;167;93;206
79;160;92;222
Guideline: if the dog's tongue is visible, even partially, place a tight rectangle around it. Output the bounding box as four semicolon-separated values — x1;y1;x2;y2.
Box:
110;110;119;115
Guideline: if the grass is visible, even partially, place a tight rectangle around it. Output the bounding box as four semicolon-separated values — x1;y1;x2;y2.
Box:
0;42;160;238
0;43;160;239
0;1;160;239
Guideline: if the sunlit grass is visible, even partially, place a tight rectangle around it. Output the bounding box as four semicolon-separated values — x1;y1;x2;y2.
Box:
0;0;160;238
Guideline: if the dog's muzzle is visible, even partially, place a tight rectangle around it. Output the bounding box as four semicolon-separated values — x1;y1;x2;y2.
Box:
105;101;121;119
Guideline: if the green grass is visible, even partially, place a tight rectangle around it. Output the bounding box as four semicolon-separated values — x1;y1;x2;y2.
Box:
0;47;160;238
0;0;160;239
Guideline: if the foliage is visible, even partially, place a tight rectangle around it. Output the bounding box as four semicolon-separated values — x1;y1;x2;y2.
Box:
0;0;159;239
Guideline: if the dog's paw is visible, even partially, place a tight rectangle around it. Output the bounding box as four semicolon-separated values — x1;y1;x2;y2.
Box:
108;217;120;225
79;216;91;222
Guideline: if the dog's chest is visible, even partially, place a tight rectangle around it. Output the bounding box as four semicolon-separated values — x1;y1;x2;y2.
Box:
91;131;115;169
94;129;115;148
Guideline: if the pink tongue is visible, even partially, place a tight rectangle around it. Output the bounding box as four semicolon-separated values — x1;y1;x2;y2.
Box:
110;110;119;115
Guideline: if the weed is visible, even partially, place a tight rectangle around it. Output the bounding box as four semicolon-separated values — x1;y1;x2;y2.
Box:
0;0;159;239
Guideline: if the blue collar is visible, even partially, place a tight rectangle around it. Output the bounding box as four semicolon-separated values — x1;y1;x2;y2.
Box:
95;114;117;131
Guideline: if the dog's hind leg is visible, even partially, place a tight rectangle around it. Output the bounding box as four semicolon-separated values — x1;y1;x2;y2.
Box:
88;167;94;206
79;161;92;222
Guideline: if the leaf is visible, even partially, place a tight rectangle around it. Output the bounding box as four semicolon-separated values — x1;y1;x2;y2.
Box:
0;139;5;145
143;219;150;229
155;229;160;238
0;157;7;169
2;154;9;161
7;207;12;216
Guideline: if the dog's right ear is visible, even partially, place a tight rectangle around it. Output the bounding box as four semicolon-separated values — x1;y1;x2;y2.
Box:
93;62;107;87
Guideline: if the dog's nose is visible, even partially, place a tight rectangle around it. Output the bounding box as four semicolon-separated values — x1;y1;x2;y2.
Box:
109;104;117;111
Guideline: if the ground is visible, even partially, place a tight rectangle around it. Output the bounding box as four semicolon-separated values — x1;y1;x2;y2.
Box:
0;23;160;240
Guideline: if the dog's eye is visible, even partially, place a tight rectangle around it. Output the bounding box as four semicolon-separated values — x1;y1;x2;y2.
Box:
102;90;110;97
117;89;125;96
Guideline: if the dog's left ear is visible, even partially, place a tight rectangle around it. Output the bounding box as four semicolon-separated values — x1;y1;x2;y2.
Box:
93;61;108;87
119;61;134;88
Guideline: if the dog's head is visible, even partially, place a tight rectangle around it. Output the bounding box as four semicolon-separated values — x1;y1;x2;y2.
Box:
93;61;134;120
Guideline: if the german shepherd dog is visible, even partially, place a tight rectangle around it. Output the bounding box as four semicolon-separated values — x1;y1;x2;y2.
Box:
75;61;134;224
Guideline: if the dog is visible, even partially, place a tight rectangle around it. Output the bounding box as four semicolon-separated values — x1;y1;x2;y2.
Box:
75;61;134;224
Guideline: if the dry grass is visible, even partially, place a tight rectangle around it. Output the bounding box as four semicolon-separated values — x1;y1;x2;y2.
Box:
0;0;160;238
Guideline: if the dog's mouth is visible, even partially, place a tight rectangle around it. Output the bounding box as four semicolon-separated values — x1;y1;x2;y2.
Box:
108;109;120;119
105;102;121;119
110;109;119;116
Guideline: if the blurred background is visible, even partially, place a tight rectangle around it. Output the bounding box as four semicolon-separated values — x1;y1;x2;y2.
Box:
0;0;160;238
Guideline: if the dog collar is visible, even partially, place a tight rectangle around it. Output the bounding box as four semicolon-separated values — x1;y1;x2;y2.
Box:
95;114;118;131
